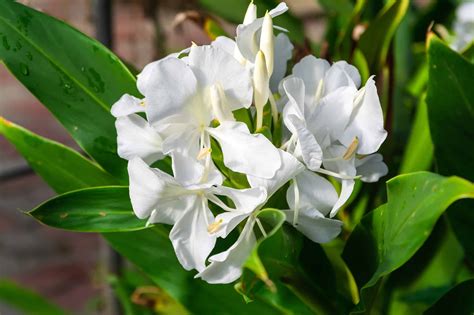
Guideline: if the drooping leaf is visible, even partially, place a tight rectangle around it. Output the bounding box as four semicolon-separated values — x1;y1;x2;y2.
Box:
0;1;139;181
104;227;281;315
423;280;474;315
0;280;70;315
358;0;409;72
0;117;117;193
426;34;474;264
342;172;474;314
28;186;146;232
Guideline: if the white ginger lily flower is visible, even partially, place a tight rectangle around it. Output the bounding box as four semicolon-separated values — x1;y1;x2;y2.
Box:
451;1;474;52
128;157;266;272
280;55;388;217
136;44;282;179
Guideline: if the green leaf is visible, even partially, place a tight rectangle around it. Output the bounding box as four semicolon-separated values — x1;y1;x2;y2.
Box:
358;0;409;72
423;280;474;315
399;96;433;174
0;280;70;315
0;1;139;180
104;227;281;315
0;117;117;193
426;35;474;264
342;172;474;314
28;186;146;232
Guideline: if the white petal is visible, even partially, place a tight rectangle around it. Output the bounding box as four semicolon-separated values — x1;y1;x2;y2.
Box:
306;86;357;147
281;76;305;121
208;186;267;237
286;114;322;171
339;77;388;155
292;55;330;106
115;114;163;164
170;196;216;272
111;94;144;117
283;210;343;243
248;150;304;197
138;58;198;125
287;170;338;216
196;217;256;284
324;61;360;93
127;158;185;221
356;153;388;182
270;33;294;92
211;36;237;58
187;45;253;111
207;121;281;178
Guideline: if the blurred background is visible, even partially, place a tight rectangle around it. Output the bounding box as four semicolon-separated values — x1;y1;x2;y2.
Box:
0;0;470;314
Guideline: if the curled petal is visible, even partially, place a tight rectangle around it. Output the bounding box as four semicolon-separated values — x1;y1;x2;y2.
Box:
356;153;388;182
283;209;343;243
111;94;144;117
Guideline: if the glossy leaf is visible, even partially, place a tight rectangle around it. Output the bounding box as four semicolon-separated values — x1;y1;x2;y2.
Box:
0;117;117;193
0;1;138;180
104;227;280;315
423;280;474;315
342;172;474;313
426;35;474;264
358;0;409;72
0;280;69;315
28;186;146;232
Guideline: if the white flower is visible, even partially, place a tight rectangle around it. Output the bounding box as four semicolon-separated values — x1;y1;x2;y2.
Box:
451;1;474;51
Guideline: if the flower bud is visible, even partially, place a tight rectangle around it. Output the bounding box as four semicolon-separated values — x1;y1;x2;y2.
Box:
253;51;269;130
243;1;257;25
260;11;274;76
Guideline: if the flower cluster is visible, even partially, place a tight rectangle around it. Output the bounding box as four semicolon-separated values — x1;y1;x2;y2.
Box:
112;2;387;284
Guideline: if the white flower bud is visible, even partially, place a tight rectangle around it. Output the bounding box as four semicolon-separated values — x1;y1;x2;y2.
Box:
253;51;269;130
243;1;257;25
260;11;274;76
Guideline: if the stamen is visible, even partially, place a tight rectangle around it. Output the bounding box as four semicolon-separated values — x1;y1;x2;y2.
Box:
207;218;223;234
139;100;146;107
342;137;359;160
314;79;324;103
292;180;300;226
197;147;212;160
317;168;362;180
256;218;267;237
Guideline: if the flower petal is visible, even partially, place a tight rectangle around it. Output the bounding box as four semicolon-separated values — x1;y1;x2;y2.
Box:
270;33;293;92
187;45;253;111
115;114;163;164
292;55;330;106
170;196;216;272
356;153;388;182
207;121;281;179
196;217;256;284
283;209;343;243
111;94;144;117
339;76;387;154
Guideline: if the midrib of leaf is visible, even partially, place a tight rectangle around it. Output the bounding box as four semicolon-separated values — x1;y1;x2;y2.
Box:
441;59;474;115
0;14;112;113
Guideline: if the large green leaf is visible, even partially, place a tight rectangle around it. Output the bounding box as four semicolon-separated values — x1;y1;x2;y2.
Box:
0;280;70;315
358;0;409;72
426;35;474;265
0;1;139;180
28;186;147;232
104;227;280;315
0;117;117;193
342;172;474;314
423;280;474;315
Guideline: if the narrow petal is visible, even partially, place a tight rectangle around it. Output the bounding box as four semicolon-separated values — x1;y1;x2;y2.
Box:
111;94;144;117
196;217;256;284
138;58;198;125
248;150;304;197
170;196;216;272
115;114;163;164
207;121;281;179
283;210;343;243
356;153;388;182
339;77;388;154
270;33;294;92
286;114;322;171
287;170;338;216
127;158;185;222
187;45;253;110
